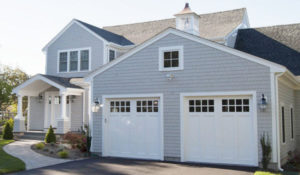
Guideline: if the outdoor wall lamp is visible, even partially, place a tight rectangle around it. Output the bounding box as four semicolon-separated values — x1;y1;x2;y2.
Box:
166;73;175;80
92;98;101;113
259;94;267;110
37;93;43;103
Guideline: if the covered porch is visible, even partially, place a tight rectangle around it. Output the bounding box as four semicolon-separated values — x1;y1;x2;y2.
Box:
12;74;88;134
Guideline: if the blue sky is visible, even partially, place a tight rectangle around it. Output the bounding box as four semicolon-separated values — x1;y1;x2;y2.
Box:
0;0;299;75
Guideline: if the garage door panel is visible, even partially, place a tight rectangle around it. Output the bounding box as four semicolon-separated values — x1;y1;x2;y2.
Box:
184;96;256;166
105;98;161;160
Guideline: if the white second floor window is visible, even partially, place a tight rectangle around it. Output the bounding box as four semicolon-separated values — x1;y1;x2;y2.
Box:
159;46;184;71
58;48;90;73
59;52;68;72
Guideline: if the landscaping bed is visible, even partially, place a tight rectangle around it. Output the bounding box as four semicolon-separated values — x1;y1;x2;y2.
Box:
31;142;88;160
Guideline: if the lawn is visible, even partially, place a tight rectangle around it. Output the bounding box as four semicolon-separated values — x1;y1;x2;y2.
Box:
0;136;26;174
254;171;281;175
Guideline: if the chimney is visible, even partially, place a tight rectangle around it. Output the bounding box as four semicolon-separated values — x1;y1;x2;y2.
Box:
174;3;200;36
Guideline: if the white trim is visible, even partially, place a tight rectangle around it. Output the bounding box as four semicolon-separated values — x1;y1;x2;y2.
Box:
159;46;184;71
104;47;116;64
57;47;91;73
27;96;31;131
85;28;286;81
270;72;278;162
12;74;66;96
101;93;164;161
88;80;94;152
180;91;258;166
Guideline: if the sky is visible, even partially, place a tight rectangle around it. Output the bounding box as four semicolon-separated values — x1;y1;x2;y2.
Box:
0;0;299;75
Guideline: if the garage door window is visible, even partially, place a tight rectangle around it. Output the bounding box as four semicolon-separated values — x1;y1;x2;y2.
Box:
222;99;249;112
110;101;130;112
137;100;159;112
189;99;214;112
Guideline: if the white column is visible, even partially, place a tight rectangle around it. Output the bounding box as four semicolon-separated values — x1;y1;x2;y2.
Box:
60;93;67;119
14;95;26;132
27;96;31;131
17;95;24;119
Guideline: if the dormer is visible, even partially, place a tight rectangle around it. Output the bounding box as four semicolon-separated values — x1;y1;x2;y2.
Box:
174;3;200;36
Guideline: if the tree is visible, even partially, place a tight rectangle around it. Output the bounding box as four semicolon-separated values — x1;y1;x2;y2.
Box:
0;65;29;111
45;125;56;143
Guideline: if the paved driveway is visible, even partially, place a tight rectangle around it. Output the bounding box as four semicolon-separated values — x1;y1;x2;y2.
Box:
11;157;256;175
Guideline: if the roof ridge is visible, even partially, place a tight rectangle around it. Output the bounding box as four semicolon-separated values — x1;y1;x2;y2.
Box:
244;23;300;30
103;8;246;28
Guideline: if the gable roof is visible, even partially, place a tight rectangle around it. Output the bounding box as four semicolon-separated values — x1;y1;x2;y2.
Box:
85;28;285;81
75;19;134;46
103;8;246;45
235;23;300;75
40;74;82;89
42;19;134;51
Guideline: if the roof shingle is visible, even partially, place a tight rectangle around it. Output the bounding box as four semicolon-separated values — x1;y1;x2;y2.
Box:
41;74;82;89
235;23;300;75
103;8;246;44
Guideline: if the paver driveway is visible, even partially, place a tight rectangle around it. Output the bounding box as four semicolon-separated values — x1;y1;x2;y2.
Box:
11;157;256;175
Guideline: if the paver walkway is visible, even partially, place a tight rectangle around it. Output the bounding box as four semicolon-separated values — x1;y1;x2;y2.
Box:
3;140;71;170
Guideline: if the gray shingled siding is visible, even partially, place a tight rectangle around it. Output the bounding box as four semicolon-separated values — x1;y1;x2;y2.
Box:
46;23;104;77
71;95;83;131
92;34;272;161
29;96;44;131
278;80;298;164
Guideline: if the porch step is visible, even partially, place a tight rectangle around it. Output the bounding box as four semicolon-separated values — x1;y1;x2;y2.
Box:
15;131;46;141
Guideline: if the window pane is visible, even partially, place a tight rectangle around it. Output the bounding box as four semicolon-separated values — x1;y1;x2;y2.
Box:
70;51;78;71
209;100;214;105
222;106;228;112
109;49;115;62
195;100;201;105
137;107;141;112
202;106;207;112
236;106;242;112
196;107;201;112
172;59;179;67
209;107;214;112
172;51;179;58
80;50;89;70
154;107;158;112
229;106;235;112
142;107;147;112
236;99;242;105
148;107;152;112
59;52;68;72
126;101;130;106
164;52;171;59
243;106;249;112
164;60;171;68
189;107;194;112
137;101;141;106
243;99;249;105
110;101;114;106
229;99;235;105
222;100;228;105
126;107;130;112
189;100;194;105
202;100;207;105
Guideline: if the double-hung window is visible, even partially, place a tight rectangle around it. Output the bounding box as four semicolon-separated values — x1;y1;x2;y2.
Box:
159;46;183;71
58;48;90;73
59;52;68;72
80;50;89;71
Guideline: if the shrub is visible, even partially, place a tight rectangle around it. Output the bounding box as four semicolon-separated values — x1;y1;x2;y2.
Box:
35;142;45;149
64;132;87;152
45;125;56;143
261;133;272;170
7;118;14;128
2;121;13;140
58;150;69;158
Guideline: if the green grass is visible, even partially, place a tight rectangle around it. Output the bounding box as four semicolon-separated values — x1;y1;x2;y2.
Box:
0;136;26;174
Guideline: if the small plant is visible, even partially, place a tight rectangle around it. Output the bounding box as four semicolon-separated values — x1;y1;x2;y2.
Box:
43;148;49;152
260;133;272;170
45;125;56;143
64;132;87;152
2;121;13;140
58;150;69;158
35;142;45;149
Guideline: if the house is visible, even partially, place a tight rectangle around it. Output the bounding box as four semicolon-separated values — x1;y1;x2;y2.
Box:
12;3;300;169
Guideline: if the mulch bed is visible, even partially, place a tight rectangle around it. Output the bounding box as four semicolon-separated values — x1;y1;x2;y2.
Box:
31;142;89;160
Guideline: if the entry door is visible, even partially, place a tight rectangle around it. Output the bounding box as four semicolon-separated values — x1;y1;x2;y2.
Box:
184;96;257;166
45;92;61;128
104;98;162;160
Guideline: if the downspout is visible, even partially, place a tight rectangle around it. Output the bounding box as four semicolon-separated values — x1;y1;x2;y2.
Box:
274;72;285;171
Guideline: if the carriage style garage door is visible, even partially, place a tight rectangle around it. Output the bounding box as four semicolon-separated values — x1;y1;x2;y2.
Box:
103;97;162;160
183;95;257;166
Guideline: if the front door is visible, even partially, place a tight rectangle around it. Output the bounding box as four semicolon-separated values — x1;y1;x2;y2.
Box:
44;92;61;129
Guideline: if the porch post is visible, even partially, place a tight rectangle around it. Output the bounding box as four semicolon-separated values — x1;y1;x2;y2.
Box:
56;92;70;134
13;95;26;132
27;96;31;131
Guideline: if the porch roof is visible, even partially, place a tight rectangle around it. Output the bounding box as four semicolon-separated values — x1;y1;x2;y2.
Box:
12;74;84;96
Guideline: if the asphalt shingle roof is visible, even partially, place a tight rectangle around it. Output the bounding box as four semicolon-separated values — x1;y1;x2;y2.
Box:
40;74;82;89
235;23;300;75
103;8;246;44
75;19;134;46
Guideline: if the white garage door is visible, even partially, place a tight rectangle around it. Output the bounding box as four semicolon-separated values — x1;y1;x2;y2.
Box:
104;98;162;160
184;96;257;166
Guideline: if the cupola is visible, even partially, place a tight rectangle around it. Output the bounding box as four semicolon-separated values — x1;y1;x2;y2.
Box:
174;3;200;36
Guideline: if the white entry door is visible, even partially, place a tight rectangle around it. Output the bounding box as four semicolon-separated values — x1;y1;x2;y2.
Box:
103;98;162;160
184;96;257;166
